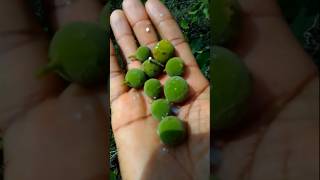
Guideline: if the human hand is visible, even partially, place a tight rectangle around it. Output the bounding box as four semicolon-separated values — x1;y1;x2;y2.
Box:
215;0;319;179
110;0;210;179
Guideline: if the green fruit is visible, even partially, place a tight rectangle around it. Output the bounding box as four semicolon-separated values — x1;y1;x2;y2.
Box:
152;40;174;64
38;22;108;84
210;0;241;45
130;46;151;62
165;57;184;76
164;76;189;103
144;79;162;99
157;116;186;146
211;46;252;131
151;99;171;121
125;69;147;88
142;59;162;78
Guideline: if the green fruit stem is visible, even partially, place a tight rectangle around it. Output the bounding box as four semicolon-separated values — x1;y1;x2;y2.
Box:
150;59;164;67
128;55;137;60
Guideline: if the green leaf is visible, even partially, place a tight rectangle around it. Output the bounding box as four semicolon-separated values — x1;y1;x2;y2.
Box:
180;19;189;30
110;171;117;180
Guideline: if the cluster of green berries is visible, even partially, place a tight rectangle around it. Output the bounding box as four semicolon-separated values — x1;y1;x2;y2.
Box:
125;40;188;146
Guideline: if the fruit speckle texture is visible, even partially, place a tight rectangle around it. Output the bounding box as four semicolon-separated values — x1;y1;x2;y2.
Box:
125;69;147;88
164;76;189;103
157;116;186;146
152;40;175;64
142;59;162;78
151;99;171;121
144;79;162;99
133;46;151;62
165;57;184;76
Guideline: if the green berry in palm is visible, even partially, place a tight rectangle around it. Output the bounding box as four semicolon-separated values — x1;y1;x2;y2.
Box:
130;46;151;62
125;69;147;88
142;59;162;78
38;22;108;84
144;79;162;100
157;116;186;146
164;76;189;103
151;99;171;121
152;40;174;64
165;57;184;76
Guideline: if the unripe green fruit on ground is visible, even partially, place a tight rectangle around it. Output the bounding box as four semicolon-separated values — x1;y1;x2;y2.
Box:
157;116;186;146
152;40;174;64
151;99;171;121
165;57;184;76
211;0;241;45
144;79;162;100
164;76;189;103
38;22;108;84
211;46;252;131
130;46;151;62
125;69;147;88
142;59;163;77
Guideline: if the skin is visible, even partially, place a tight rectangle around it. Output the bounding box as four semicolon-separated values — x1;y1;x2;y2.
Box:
0;0;318;180
110;0;209;179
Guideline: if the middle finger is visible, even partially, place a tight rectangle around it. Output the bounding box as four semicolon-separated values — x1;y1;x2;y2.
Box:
122;0;158;48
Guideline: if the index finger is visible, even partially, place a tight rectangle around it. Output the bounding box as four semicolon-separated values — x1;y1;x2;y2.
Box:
110;40;128;102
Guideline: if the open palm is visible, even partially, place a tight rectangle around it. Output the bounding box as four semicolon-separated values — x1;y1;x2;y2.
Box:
110;0;209;179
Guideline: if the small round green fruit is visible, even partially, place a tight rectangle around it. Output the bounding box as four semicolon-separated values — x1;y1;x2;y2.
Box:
131;46;151;62
152;40;174;64
144;79;162;99
164;76;189;103
125;69;147;88
211;46;252;131
157;116;186;146
142;59;162;78
165;57;184;76
151;99;171;121
38;22;108;84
